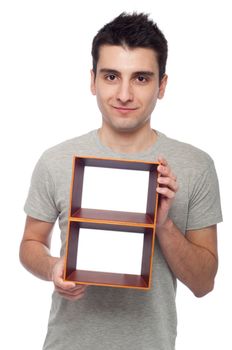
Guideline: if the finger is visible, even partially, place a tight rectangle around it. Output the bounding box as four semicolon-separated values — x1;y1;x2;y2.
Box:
55;279;76;290
56;283;88;291
157;176;179;192
54;275;86;290
157;156;177;180
157;156;168;166
57;290;86;301
55;284;87;296
157;164;177;182
157;157;175;176
156;186;176;199
158;164;171;177
52;257;77;290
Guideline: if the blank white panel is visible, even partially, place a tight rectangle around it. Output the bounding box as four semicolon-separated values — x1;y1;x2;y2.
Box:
81;167;149;212
76;228;144;275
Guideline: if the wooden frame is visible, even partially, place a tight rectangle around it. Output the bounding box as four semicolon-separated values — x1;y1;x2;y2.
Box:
64;156;159;290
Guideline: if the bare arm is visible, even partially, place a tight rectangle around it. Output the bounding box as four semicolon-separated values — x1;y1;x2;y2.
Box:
19;216;57;280
156;157;218;297
156;220;218;297
19;216;87;300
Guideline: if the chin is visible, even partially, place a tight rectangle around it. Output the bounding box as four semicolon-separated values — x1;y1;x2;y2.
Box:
111;123;143;134
103;114;147;133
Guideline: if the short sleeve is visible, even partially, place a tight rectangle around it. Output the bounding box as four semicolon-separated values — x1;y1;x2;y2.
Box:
24;154;59;222
186;160;223;230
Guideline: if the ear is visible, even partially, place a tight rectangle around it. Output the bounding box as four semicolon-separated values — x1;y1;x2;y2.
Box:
90;69;96;95
158;74;168;99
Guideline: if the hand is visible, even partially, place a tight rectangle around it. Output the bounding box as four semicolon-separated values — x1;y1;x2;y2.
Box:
156;156;178;228
52;256;88;301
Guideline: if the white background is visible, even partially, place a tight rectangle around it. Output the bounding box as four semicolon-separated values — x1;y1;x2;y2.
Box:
76;228;144;275
0;1;231;349
82;167;149;212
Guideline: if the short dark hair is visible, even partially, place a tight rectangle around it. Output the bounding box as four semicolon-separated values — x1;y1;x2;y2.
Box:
91;12;168;82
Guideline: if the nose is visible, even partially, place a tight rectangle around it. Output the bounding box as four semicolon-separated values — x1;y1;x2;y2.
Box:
116;80;133;104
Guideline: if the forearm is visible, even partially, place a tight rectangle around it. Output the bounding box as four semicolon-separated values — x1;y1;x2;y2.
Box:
19;240;59;281
20;239;87;301
156;219;218;297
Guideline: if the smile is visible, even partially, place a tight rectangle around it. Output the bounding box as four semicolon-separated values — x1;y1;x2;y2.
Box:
112;106;138;113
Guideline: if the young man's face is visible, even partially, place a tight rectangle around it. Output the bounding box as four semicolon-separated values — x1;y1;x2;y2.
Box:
91;45;167;133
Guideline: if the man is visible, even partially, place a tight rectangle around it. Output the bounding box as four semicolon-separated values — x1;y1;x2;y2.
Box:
20;12;222;350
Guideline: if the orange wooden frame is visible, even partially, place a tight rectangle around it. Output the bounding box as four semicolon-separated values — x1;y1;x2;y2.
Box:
64;155;159;290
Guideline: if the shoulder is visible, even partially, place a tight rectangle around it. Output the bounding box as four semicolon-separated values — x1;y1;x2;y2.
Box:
157;131;215;174
32;130;98;179
38;130;97;167
44;130;97;157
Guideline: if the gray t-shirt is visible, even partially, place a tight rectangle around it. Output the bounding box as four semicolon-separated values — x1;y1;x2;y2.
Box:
24;129;222;350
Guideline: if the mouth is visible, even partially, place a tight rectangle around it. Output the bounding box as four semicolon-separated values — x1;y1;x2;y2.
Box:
112;106;138;113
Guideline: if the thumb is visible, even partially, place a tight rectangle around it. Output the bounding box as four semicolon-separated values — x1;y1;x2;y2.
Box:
53;257;76;289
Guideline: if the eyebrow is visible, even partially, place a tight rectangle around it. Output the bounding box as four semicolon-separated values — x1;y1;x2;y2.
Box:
99;68;155;78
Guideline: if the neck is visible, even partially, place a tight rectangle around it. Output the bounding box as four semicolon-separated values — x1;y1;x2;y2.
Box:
98;123;157;154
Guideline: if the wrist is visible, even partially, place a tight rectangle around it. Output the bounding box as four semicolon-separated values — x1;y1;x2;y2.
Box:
47;256;60;281
156;217;174;237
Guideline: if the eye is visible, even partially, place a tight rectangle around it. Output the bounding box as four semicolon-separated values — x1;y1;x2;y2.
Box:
106;74;117;81
136;75;148;83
